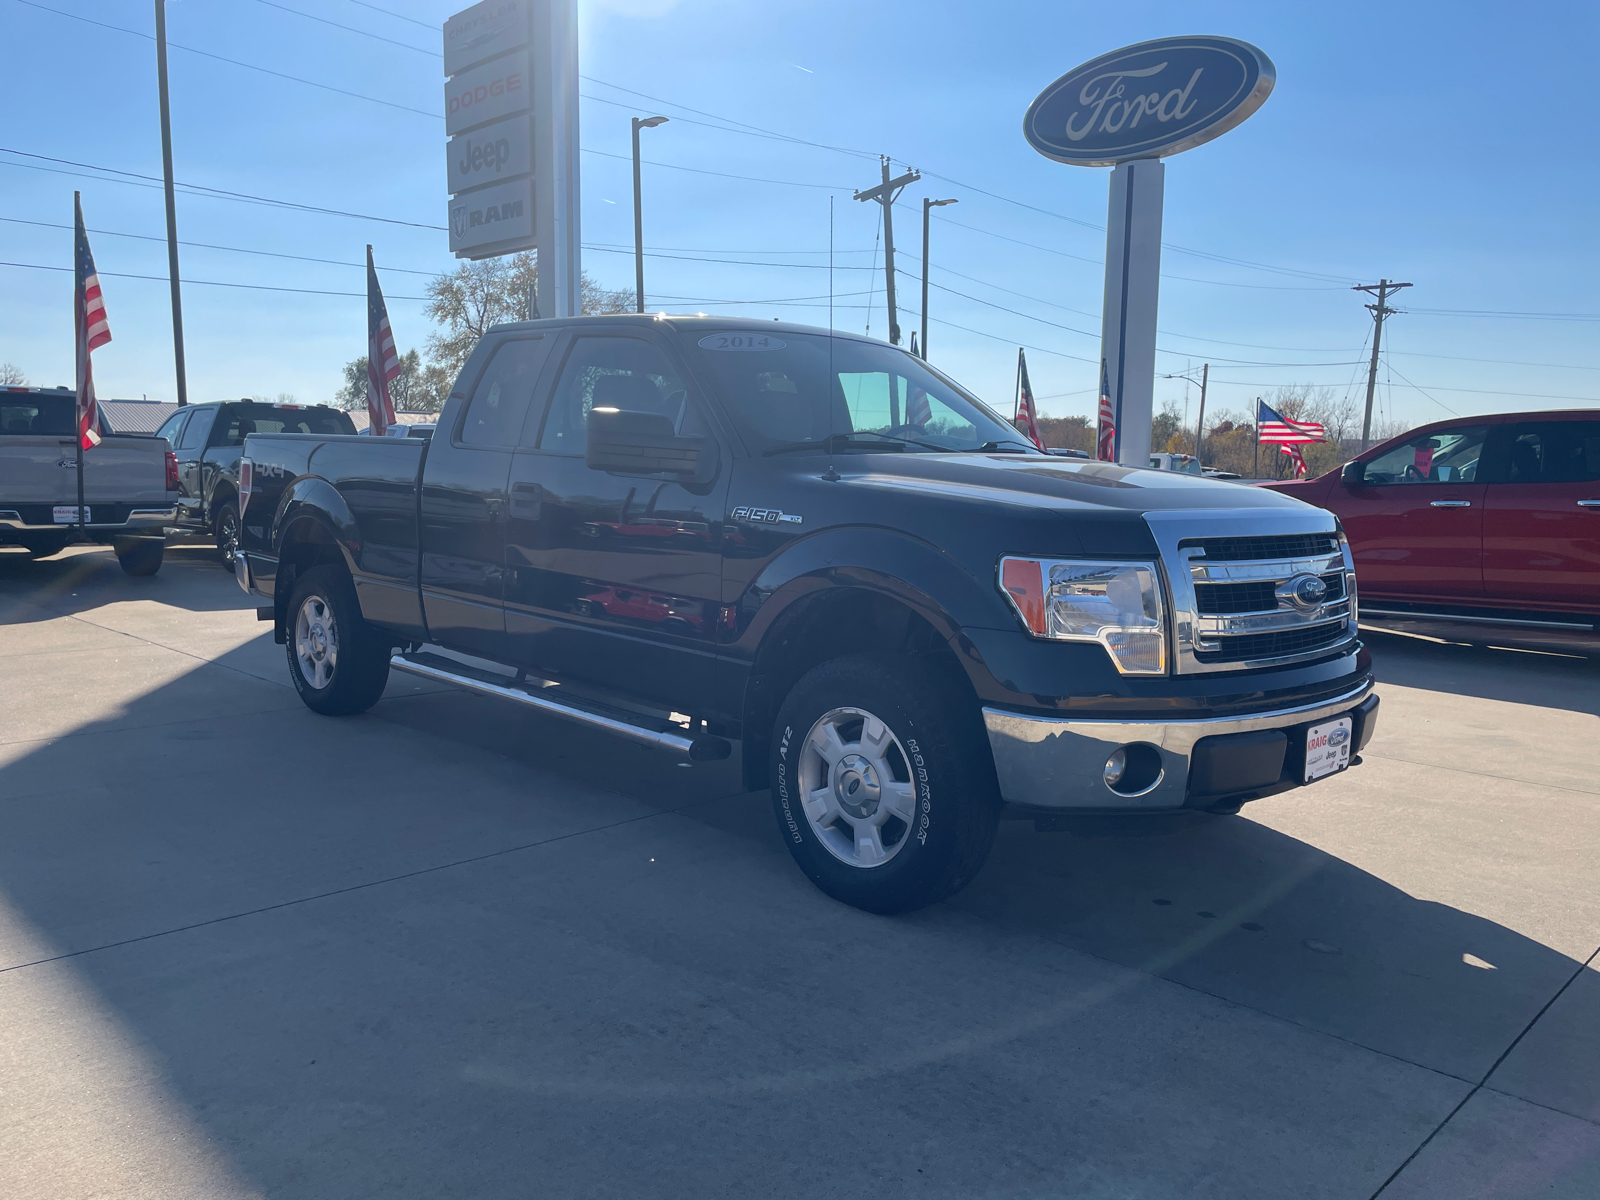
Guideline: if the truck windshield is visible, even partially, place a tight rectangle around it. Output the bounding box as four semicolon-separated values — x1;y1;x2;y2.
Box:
0;395;75;436
687;330;1031;454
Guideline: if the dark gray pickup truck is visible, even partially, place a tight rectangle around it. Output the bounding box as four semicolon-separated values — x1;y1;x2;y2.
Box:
236;315;1378;913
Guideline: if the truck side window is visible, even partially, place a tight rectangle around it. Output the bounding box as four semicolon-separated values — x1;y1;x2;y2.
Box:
460;339;546;447
1363;427;1487;484
178;407;216;452
155;410;188;445
537;337;689;456
1494;424;1600;484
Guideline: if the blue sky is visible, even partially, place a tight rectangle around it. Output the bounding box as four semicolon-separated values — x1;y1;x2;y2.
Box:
3;0;1597;431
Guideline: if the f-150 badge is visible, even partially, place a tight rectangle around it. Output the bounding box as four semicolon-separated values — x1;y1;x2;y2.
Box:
732;506;802;526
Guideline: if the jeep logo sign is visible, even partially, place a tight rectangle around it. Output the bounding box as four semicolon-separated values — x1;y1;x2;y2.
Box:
1024;36;1274;167
446;115;531;195
446;176;534;255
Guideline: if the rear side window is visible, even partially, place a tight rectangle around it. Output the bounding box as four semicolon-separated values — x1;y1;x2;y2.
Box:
0;395;75;435
1498;423;1600;484
461;338;548;447
178;407;217;452
213;406;355;446
156;410;189;445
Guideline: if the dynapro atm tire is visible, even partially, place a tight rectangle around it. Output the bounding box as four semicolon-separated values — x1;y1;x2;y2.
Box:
285;565;392;716
771;654;1001;915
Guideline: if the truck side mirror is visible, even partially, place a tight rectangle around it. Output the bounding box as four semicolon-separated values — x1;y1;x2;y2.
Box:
586;406;713;479
1340;460;1366;487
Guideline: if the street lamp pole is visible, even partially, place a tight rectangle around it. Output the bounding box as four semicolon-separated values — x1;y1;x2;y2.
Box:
631;115;668;313
920;197;957;358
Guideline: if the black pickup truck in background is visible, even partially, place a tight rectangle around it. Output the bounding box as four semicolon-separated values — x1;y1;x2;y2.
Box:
236;315;1378;913
154;399;355;570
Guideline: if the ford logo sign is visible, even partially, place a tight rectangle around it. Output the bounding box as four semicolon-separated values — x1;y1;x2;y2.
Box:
1328;727;1351;748
1024;36;1275;167
1275;573;1330;610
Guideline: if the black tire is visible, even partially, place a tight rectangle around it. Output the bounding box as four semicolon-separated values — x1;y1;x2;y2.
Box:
285;565;393;715
19;534;69;560
114;537;164;576
214;500;241;572
771;654;1001;915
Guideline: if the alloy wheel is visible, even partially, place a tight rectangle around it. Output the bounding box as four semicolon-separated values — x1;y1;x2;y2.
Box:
795;706;920;868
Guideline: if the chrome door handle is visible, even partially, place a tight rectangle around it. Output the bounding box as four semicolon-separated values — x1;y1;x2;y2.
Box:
1578;500;1600;508
1430;500;1472;508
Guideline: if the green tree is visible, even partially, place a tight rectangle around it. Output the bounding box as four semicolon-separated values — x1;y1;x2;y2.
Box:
1150;399;1184;456
335;349;447;413
422;252;633;381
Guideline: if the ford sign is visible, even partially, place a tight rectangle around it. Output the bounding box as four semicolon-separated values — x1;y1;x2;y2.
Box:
1024;36;1274;167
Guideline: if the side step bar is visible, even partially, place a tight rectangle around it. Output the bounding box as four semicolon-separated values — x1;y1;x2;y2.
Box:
390;651;732;762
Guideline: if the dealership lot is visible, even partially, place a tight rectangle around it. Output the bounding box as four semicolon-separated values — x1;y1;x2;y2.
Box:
1;545;1596;1199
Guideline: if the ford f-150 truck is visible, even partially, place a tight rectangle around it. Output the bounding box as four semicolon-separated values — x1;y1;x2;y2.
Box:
236;316;1378;913
154;398;356;571
1;386;178;573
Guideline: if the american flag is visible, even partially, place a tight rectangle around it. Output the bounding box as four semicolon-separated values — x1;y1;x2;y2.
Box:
906;381;932;426
1014;347;1046;450
74;195;110;450
365;245;399;436
1256;399;1326;444
1096;359;1116;461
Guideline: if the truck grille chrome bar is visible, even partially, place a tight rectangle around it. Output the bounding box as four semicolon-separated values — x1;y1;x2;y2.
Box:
1143;509;1359;675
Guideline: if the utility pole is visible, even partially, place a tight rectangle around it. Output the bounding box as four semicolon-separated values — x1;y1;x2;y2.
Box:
920;196;957;358
153;0;187;406
1354;279;1411;450
1160;363;1209;461
854;158;920;345
631;115;668;313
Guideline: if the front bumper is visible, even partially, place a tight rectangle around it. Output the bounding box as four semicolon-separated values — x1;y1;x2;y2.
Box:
0;505;178;536
983;680;1378;812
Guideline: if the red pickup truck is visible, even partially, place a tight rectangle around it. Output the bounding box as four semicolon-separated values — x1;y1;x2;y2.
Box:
1262;410;1600;632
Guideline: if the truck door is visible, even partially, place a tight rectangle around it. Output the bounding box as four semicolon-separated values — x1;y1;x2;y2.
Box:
419;336;550;658
502;329;728;712
174;406;216;523
1337;424;1490;601
1482;419;1600;607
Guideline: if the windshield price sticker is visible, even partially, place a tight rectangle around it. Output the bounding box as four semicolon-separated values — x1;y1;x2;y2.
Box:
699;334;785;352
1303;716;1353;783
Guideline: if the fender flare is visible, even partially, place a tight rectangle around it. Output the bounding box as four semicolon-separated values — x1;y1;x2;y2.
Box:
272;477;361;576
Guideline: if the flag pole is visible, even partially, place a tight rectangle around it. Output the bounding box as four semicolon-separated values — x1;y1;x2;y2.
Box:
1013;348;1022;423
74;191;86;541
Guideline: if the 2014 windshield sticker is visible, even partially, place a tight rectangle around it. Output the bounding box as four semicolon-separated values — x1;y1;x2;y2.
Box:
699;334;785;351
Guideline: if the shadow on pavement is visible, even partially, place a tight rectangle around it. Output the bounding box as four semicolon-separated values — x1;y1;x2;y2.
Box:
2;621;1595;1197
1363;627;1600;716
0;543;246;623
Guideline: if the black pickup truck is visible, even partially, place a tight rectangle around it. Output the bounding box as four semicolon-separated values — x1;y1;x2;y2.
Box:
236;315;1378;913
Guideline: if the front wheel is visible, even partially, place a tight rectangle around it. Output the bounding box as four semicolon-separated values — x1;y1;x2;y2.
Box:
771;654;1001;914
285;565;392;715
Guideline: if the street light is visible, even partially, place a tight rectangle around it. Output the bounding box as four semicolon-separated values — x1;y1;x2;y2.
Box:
920;197;958;358
632;115;669;313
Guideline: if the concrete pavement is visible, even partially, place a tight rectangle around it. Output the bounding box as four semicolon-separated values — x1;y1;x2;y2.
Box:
1;544;1595;1198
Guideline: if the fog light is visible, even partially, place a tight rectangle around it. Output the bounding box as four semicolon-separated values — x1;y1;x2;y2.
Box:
1104;748;1127;787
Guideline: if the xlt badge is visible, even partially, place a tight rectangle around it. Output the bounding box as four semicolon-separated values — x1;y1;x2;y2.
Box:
732;506;802;526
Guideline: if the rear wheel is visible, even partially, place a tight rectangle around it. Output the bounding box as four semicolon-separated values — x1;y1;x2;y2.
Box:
214;500;241;572
114;537;164;576
285;565;392;715
18;534;69;560
771;654;1001;914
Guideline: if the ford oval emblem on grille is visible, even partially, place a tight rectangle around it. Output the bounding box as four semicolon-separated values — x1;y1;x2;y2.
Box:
1277;573;1329;610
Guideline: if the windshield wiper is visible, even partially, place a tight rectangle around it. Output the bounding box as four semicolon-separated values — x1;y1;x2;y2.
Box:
763;434;907;457
971;439;1040;453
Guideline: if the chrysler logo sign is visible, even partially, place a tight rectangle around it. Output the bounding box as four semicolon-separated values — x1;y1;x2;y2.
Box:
1024;36;1275;167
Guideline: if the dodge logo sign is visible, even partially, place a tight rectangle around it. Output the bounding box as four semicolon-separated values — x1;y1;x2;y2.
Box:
1024;36;1275;167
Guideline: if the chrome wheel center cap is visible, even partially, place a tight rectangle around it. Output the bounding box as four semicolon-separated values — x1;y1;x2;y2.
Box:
309;625;328;658
833;753;881;819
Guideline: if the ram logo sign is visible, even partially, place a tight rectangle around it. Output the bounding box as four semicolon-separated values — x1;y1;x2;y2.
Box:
1024;36;1275;167
446;177;534;256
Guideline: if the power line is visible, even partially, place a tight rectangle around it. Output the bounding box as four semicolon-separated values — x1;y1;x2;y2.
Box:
1403;307;1600;323
583;143;851;191
342;0;432;31
252;0;437;56
13;0;438;119
0;259;430;300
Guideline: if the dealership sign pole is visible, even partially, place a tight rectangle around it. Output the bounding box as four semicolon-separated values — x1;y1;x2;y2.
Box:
1024;37;1274;466
443;0;581;318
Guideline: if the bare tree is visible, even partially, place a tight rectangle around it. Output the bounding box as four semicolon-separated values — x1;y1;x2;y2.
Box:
423;253;633;380
334;351;447;413
0;362;26;386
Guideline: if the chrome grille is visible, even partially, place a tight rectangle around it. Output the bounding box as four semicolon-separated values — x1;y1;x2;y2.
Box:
1144;509;1359;675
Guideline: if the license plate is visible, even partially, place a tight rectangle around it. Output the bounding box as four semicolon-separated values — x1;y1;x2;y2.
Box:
1304;716;1354;783
52;505;89;524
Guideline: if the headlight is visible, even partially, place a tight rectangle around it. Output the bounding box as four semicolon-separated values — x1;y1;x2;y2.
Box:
999;556;1167;675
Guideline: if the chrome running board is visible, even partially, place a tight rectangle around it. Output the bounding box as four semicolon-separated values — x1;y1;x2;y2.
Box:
390;651;732;762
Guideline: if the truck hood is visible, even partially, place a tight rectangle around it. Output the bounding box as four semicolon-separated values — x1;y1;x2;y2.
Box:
837;453;1308;515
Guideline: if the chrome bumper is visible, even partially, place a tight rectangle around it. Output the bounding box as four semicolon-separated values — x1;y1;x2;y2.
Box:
0;505;178;533
983;680;1376;811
